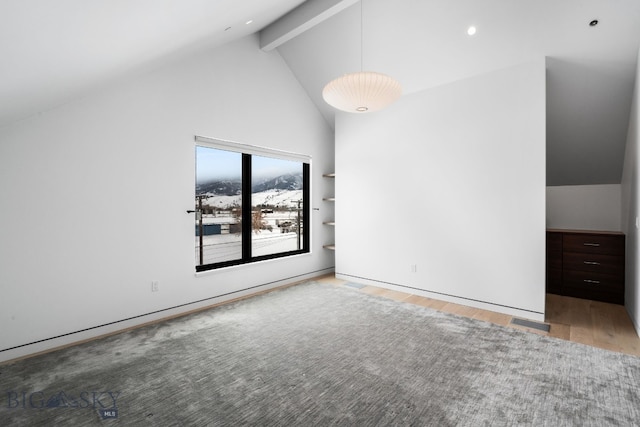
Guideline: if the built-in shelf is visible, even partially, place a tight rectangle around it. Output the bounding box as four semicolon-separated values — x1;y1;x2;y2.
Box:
324;173;335;251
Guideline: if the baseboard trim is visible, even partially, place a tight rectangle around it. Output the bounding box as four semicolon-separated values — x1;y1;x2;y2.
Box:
336;272;545;322
0;268;335;365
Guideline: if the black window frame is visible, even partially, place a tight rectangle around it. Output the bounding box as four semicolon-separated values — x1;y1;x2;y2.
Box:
195;140;310;273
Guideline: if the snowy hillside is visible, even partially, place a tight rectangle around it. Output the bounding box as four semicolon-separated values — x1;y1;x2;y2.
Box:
201;189;302;210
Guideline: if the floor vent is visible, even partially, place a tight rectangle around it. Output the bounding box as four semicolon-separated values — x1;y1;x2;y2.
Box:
344;282;366;289
511;318;550;332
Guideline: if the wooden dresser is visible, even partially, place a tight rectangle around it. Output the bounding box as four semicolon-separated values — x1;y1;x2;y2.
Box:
546;229;625;304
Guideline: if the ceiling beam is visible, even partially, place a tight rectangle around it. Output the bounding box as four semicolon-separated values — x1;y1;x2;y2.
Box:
260;0;359;51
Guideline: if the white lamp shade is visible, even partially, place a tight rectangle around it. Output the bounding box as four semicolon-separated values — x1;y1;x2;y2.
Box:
322;71;402;113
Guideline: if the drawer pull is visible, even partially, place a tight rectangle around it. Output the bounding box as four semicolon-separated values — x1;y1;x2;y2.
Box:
583;243;600;247
583;279;600;285
583;261;601;265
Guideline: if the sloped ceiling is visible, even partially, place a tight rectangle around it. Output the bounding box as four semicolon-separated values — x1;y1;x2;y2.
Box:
0;0;306;128
1;1;639;186
272;0;640;186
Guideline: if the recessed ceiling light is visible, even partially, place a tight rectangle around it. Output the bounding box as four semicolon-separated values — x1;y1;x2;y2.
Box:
246;20;254;25
589;19;598;27
467;26;477;36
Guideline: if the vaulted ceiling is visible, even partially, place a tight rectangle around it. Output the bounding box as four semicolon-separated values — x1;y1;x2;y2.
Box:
0;0;306;127
270;0;640;186
1;0;639;186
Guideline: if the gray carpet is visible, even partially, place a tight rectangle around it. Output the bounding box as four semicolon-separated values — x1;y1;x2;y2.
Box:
1;281;639;426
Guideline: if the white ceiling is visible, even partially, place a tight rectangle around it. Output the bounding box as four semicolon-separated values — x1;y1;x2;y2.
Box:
1;0;639;186
0;0;305;127
274;0;640;186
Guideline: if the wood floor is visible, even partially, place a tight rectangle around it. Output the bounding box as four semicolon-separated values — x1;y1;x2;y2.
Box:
317;275;640;357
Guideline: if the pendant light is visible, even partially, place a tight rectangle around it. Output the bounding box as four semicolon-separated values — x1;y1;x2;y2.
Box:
322;0;401;113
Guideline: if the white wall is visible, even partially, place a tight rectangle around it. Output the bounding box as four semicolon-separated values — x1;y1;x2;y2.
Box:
0;35;335;362
621;47;640;337
546;184;622;231
335;60;546;321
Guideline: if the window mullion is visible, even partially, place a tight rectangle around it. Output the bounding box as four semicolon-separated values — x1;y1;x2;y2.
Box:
303;163;310;251
242;154;252;261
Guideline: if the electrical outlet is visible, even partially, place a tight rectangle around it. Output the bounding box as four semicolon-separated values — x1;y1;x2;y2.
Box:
151;281;159;292
411;264;417;273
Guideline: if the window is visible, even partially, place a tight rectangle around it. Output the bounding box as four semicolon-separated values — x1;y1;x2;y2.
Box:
194;136;310;272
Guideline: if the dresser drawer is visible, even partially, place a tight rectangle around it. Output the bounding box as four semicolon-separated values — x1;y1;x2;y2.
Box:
562;270;623;291
562;252;624;277
563;284;624;304
563;270;624;304
562;234;624;255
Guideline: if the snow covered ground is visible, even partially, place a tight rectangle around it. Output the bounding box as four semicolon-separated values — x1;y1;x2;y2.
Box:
195;189;304;265
195;230;301;265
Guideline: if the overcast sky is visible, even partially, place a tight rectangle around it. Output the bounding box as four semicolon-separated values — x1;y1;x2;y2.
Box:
196;146;301;183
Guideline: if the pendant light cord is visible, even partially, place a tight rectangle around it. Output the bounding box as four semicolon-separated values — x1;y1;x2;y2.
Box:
360;0;364;72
